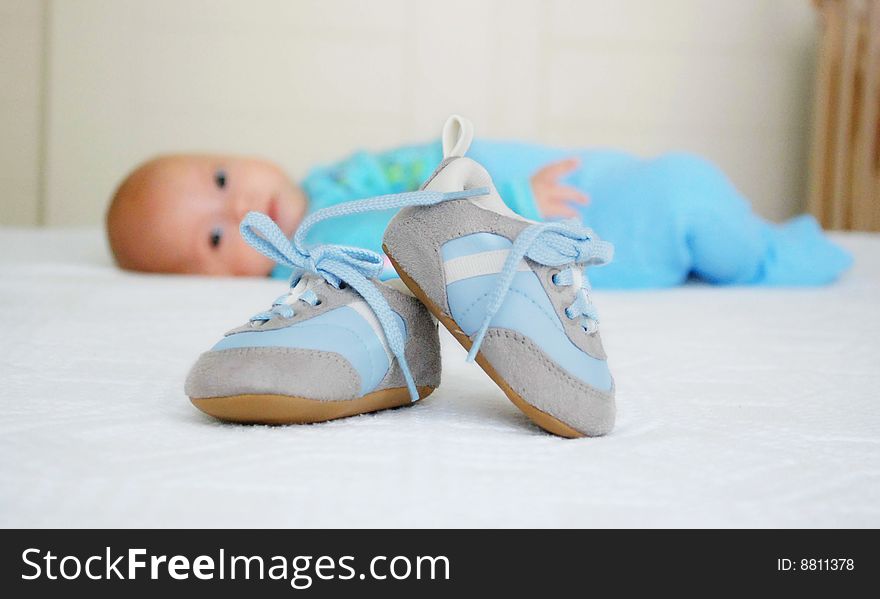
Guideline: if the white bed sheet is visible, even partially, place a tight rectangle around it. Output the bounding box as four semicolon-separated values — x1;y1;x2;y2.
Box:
1;227;878;528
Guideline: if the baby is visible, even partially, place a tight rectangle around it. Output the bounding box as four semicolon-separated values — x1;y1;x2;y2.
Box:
107;154;305;276
107;140;852;288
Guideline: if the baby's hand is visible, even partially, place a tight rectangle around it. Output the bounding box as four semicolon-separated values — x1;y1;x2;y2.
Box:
530;158;589;218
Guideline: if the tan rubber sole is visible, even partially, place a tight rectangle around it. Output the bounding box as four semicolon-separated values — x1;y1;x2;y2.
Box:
384;246;584;439
191;385;434;425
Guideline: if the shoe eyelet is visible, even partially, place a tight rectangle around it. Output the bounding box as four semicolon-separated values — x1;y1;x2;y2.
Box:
314;299;323;306
338;282;348;290
547;268;561;287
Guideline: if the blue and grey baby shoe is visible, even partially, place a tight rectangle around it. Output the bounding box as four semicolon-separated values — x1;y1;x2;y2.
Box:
382;116;616;437
185;209;441;424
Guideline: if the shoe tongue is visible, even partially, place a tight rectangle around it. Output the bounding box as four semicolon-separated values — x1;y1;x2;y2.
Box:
281;275;313;305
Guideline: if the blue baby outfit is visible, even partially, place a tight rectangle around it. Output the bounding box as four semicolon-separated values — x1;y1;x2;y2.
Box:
271;140;851;288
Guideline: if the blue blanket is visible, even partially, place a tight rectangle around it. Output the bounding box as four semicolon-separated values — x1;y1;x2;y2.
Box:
272;140;851;288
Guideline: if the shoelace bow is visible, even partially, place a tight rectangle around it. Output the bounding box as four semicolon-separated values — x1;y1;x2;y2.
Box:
465;219;613;362
239;187;489;401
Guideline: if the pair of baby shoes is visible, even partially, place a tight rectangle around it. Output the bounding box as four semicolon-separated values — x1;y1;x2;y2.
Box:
185;116;615;437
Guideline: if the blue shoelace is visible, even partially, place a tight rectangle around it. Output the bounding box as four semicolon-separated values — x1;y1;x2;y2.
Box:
239;187;490;401
464;219;613;361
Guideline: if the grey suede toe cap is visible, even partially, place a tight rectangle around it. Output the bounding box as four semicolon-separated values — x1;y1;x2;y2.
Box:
185;346;361;401
478;328;616;436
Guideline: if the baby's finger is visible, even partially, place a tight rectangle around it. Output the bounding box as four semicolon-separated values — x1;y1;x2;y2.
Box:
554;185;589;205
540;157;581;180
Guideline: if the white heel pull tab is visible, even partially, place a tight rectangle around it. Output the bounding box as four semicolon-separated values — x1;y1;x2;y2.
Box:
442;115;474;158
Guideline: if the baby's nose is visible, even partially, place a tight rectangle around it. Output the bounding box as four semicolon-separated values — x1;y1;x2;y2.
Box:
229;194;252;220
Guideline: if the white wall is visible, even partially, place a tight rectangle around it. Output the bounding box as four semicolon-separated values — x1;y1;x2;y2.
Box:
0;0;45;225
1;0;818;226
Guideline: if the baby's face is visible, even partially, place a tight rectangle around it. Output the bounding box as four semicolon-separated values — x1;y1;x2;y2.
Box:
108;155;305;276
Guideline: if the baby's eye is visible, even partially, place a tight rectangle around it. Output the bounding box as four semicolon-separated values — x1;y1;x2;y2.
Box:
209;227;223;248
214;169;227;189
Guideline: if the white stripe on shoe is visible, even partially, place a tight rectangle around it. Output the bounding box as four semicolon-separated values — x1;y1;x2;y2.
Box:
348;299;393;363
443;249;531;284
